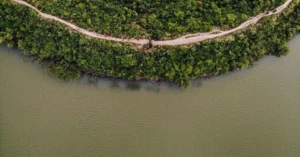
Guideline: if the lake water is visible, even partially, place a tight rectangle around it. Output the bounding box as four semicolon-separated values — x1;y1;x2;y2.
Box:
1;36;300;157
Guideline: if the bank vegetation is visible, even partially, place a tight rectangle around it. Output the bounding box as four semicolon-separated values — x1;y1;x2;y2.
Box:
0;0;300;87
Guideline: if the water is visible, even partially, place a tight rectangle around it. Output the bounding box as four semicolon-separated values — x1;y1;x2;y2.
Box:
1;36;300;157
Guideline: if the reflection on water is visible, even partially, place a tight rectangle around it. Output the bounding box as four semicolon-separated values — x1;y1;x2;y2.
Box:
1;36;300;157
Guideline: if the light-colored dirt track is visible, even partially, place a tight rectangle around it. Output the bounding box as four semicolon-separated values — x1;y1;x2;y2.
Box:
12;0;293;46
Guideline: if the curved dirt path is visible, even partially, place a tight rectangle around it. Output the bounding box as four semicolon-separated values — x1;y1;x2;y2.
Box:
12;0;293;46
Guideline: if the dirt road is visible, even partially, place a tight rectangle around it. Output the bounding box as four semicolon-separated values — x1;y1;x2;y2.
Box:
11;0;293;46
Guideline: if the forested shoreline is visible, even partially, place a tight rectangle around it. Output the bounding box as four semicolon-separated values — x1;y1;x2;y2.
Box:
1;0;300;87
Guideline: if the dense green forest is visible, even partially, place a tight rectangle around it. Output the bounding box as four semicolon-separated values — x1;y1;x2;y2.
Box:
25;0;285;39
0;0;299;87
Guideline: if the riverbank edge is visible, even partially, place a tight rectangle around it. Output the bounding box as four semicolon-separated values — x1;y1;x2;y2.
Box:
0;0;300;87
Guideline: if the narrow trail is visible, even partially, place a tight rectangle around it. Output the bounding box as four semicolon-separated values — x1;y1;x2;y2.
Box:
11;0;293;46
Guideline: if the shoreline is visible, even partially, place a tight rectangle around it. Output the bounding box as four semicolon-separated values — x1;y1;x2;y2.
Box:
1;0;299;87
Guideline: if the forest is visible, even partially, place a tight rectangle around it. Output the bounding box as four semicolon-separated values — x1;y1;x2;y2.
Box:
25;0;285;39
0;0;300;87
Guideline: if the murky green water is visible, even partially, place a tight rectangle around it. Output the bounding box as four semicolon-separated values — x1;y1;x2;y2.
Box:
1;36;300;157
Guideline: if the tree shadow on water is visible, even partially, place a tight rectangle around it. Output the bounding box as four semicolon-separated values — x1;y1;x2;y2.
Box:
126;81;141;91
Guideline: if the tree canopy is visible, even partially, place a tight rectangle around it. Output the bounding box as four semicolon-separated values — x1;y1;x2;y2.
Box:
25;0;285;39
0;0;299;87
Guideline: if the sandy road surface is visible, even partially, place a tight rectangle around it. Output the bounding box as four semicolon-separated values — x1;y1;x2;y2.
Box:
11;0;293;46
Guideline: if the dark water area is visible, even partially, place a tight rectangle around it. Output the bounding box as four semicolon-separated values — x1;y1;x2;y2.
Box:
1;36;300;157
